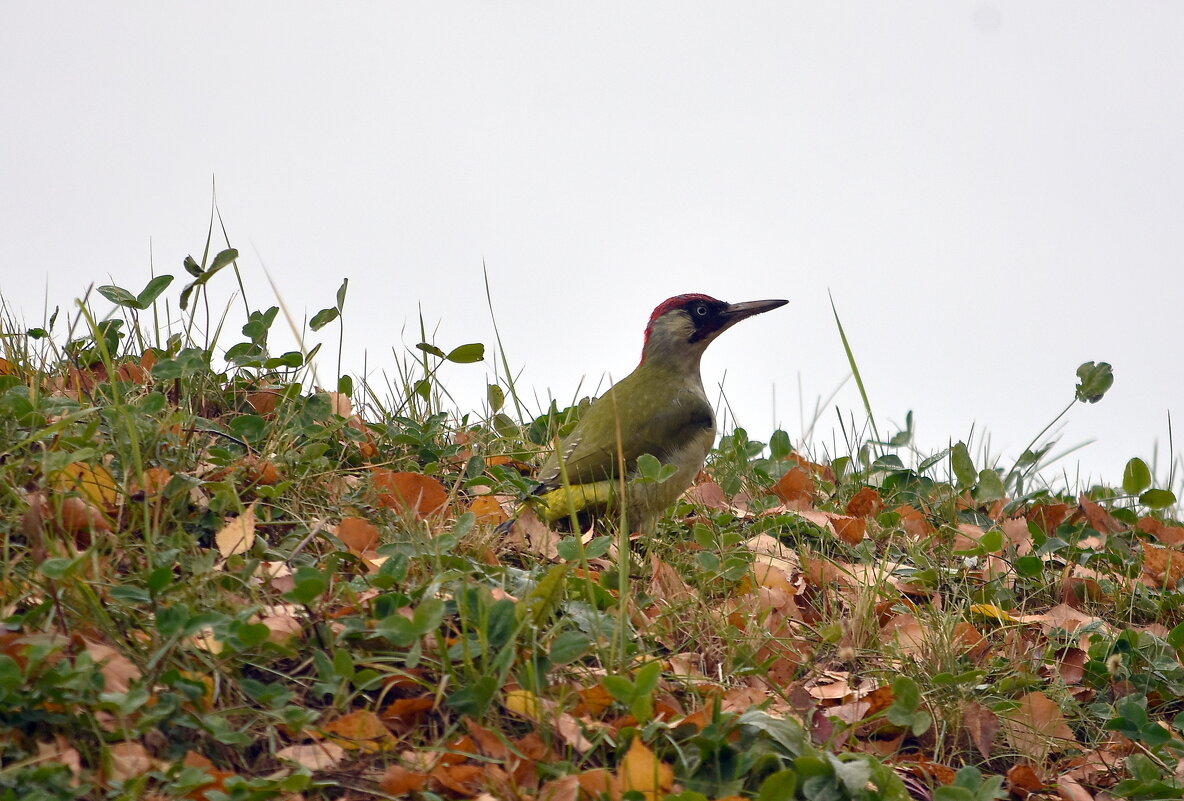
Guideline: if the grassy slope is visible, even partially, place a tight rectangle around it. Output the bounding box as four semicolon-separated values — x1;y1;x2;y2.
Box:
2;249;1183;801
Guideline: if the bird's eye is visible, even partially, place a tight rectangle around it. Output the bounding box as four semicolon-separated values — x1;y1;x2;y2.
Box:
694;304;708;317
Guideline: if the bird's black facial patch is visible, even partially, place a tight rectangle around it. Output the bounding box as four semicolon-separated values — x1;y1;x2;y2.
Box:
686;298;732;343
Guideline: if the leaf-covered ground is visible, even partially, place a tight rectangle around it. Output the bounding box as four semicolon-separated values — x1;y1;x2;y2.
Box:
2;248;1184;801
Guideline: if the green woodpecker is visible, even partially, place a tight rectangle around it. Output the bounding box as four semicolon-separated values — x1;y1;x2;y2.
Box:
533;293;787;533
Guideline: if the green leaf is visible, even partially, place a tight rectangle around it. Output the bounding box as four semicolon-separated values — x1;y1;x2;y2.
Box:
1075;361;1114;404
97;284;140;308
974;469;1006;503
228;414;268;443
487;384;505;413
182;254;203;276
445;343;485;364
951;441;977;487
412;598;445;635
769;429;791;460
1141;489;1177;509
1123;458;1152;494
136;274;174;308
602;675;634;703
519;564;570;626
633;660;661;696
446;676;498;717
338;374;353;396
979;528;1004;553
309;307;339;331
548;630;591;665
285;567;328;605
757;769;798;801
416;342;446;358
1014;555;1044;577
335;277;349;310
890;676;921;711
209;247;239;273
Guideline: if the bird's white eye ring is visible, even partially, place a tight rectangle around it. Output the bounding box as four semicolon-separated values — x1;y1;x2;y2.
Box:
695;305;708;316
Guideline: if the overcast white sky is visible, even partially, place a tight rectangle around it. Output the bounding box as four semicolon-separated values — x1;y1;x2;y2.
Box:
3;3;1182;492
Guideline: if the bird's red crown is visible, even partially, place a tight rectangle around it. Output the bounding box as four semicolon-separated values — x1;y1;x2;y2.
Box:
640;293;723;361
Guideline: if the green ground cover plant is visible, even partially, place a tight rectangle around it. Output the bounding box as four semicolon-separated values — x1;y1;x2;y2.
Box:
1;216;1182;801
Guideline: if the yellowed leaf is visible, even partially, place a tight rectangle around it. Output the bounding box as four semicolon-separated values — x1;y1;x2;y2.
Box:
617;737;674;801
504;688;545;720
216;503;257;558
970;603;1019;624
322;709;399;752
53;462;120;508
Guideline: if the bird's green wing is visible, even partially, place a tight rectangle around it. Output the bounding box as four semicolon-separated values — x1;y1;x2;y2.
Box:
536;369;713;491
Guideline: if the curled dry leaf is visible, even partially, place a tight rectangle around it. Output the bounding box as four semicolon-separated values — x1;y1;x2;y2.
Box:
1007;762;1045;798
1057;774;1095;801
685;479;729;510
846;486;885;518
259;612;303;646
1140;541;1184;588
130;466;173;499
648;554;695;604
830;514;866;545
1139;516;1184;546
36;736;82;784
537;774;581;801
503;507;562;560
1076;494;1124;535
503;689;593;752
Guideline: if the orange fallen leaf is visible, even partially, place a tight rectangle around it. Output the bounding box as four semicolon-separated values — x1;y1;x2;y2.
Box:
771;467;816;504
1027;503;1070;535
894;505;934;538
830;514;866;545
430;763;484;795
336;516;381;555
372;469;449;519
846;486;884;518
470;494;510;525
380;764;430;795
1140;541;1184;588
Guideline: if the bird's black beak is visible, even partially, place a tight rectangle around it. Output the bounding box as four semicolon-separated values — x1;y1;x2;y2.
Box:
714;298;789;335
722;298;789;323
